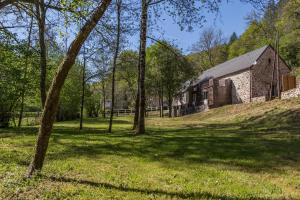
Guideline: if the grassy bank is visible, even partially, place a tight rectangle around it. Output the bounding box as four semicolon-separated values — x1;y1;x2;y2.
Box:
1;98;300;199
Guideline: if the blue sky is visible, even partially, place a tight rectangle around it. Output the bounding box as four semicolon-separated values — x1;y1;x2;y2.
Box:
127;0;254;54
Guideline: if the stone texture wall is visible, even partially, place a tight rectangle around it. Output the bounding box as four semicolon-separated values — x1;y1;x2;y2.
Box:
281;88;300;100
219;70;251;104
252;47;291;99
252;96;267;103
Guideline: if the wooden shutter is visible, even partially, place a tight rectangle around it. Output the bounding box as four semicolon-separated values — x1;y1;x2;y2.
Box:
282;75;289;92
288;76;296;90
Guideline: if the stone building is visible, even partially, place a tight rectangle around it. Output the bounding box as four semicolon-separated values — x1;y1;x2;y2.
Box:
173;45;294;116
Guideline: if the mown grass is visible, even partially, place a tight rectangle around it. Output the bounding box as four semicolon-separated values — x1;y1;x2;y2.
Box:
1;98;300;199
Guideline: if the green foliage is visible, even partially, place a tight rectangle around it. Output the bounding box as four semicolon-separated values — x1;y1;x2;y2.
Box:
277;0;300;67
0;41;39;127
228;0;300;67
85;84;101;118
116;50;139;108
147;41;195;102
55;63;83;121
188;44;228;72
228;23;269;59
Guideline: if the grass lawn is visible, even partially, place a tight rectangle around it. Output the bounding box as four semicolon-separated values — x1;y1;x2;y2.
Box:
1;99;300;199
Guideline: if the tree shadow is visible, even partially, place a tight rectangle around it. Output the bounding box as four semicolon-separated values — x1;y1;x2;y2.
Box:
45;175;274;200
2;109;300;174
44;108;300;173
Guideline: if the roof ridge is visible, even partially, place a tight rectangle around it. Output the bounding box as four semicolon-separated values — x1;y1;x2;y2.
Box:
192;45;270;86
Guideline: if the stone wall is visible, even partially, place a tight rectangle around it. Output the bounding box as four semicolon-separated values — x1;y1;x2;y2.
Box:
252;96;267;103
219;70;251;104
281;88;300;100
252;47;291;99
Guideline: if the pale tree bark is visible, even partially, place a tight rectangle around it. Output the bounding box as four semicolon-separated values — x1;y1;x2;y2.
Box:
168;90;172;118
26;0;112;177
135;0;148;134
132;53;140;129
79;48;86;130
35;0;47;108
102;79;106;118
18;15;33;127
108;0;122;133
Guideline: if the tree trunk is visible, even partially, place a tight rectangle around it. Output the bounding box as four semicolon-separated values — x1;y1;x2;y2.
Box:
133;70;140;129
36;0;47;108
108;0;122;133
136;0;148;135
18;16;33;127
161;86;164;118
26;0;112;177
276;32;281;98
102;80;106;118
133;45;141;130
168;91;172;118
79;49;86;130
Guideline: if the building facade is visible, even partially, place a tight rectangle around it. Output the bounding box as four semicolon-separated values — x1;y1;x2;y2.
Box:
173;45;293;116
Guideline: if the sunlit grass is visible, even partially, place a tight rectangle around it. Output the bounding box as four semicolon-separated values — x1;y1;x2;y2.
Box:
1;98;300;199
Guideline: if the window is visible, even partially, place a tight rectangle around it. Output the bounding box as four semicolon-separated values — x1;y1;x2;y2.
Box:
272;84;277;97
202;91;208;100
268;58;272;64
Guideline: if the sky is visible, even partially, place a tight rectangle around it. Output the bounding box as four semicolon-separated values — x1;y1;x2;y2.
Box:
127;0;254;54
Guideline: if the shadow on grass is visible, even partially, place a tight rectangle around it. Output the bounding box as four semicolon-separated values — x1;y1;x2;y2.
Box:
44;108;300;173
1;109;300;173
46;175;274;200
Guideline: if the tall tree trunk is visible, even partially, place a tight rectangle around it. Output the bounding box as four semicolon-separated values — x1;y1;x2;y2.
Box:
276;32;280;98
136;0;148;135
79;49;86;130
132;66;140;129
26;0;112;177
168;91;172;118
133;43;142;130
18;16;33;127
108;0;122;133
36;0;47;108
161;86;164;118
102;80;106;118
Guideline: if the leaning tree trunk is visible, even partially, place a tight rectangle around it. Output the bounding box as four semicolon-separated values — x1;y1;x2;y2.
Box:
36;0;47;108
108;0;122;133
26;0;112;177
136;0;148;134
79;49;86;130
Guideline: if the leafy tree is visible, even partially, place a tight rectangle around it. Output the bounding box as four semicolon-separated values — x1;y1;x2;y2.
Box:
116;50;139;107
0;40;39;127
147;41;195;117
277;0;300;67
229;32;238;44
27;0;112;177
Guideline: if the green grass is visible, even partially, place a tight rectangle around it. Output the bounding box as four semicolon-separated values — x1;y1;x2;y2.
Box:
1;99;300;199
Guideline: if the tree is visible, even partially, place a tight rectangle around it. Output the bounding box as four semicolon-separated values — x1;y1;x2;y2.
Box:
277;0;300;67
108;0;122;133
134;0;214;134
147;41;194;117
229;32;238;44
191;27;226;68
116;50;139;109
35;0;47;108
18;16;34;127
27;0;112;177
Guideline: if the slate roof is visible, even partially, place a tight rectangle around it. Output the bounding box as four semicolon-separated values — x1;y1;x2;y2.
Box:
192;45;270;86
